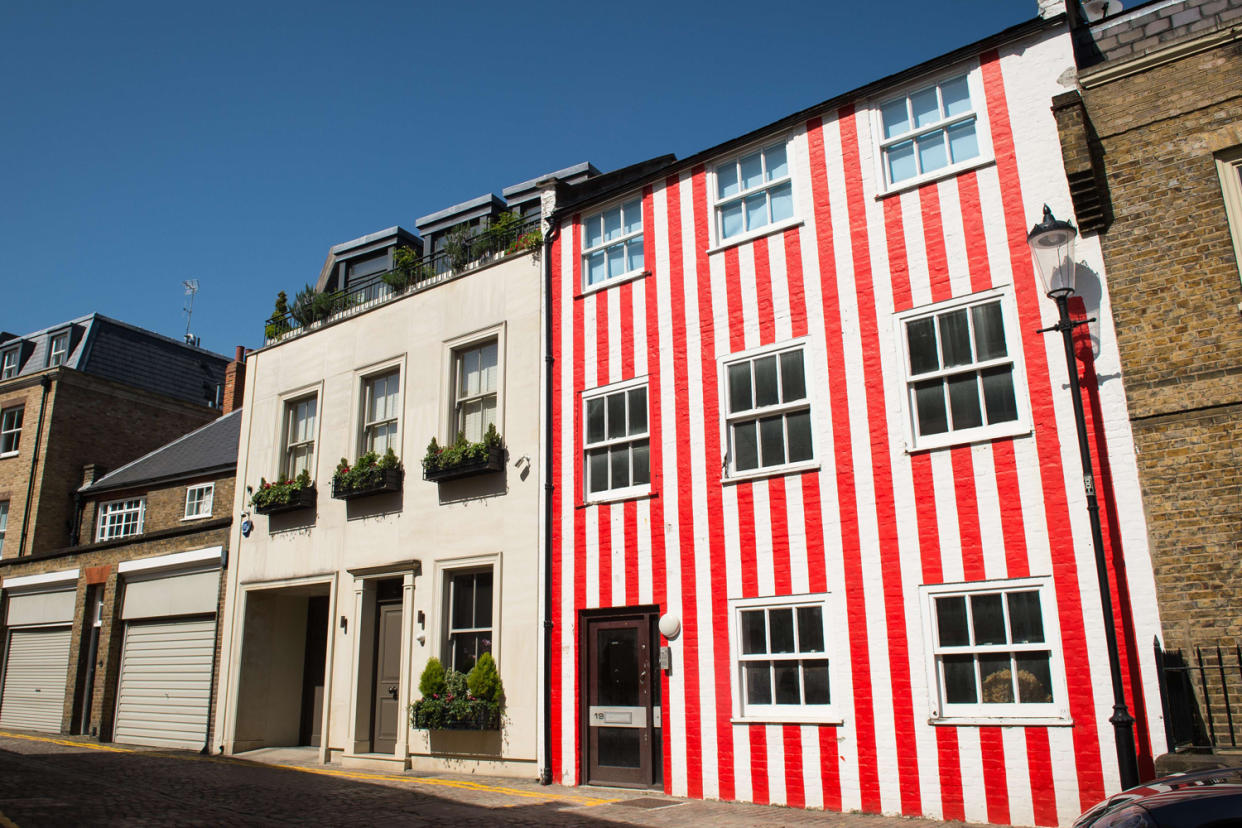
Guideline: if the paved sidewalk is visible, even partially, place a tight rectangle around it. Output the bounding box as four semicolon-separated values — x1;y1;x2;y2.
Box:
0;730;1009;827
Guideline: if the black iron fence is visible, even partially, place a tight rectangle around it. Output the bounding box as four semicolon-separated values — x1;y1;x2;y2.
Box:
1155;638;1242;752
263;216;541;343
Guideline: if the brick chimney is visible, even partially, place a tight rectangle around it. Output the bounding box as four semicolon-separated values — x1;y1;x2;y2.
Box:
1037;0;1066;17
81;464;106;487
222;346;246;414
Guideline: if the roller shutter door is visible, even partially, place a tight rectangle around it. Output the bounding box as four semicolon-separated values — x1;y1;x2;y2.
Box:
0;627;71;732
112;617;215;750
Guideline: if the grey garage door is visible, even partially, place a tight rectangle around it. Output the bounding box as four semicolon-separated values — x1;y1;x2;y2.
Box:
0;627;72;732
113;617;216;750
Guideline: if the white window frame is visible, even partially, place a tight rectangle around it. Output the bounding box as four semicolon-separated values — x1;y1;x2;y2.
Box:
582;376;650;503
96;497;146;541
1;348;18;379
720;339;817;481
893;288;1030;452
48;332;69;367
1216;147;1242;286
433;553;502;676
580;194;646;293
0;406;22;456
281;392;319;480
728;593;840;724
919;577;1071;725
442;324;505;445
0;500;8;552
183;483;214;520
359;366;402;456
709;137;800;249
871;64;994;195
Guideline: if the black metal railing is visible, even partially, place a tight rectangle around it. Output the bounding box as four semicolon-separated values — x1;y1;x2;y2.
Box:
262;216;541;343
1155;638;1242;752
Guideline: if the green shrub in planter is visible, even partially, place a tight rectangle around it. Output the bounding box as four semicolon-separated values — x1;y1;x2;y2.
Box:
409;656;502;731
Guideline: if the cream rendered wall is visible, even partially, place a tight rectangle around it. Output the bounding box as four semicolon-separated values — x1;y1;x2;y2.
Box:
217;250;542;773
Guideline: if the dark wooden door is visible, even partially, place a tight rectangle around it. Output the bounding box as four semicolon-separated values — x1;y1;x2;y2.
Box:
370;600;403;753
582;612;658;787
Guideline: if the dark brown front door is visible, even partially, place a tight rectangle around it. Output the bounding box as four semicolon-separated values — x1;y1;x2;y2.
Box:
370;596;403;754
582;609;660;787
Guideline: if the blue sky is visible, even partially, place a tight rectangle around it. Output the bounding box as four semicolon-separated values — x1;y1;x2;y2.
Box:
1;1;1034;355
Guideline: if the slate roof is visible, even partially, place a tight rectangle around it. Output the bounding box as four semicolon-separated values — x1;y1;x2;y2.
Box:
0;314;231;408
83;409;241;494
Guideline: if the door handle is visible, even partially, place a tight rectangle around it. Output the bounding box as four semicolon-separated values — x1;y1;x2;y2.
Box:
387;685;398;700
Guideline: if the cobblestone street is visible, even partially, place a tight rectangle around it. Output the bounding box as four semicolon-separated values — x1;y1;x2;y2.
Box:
0;731;1008;827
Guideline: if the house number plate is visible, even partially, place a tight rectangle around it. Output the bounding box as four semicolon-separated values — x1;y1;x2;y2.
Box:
588;706;647;728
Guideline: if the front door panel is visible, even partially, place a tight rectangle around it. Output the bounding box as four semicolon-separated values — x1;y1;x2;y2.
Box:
583;611;659;787
371;601;402;753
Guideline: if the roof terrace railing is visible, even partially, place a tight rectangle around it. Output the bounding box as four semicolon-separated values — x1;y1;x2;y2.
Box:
263;216;541;345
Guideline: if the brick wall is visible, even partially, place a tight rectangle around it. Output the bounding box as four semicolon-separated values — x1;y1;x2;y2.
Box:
1086;0;1242;64
0;380;50;558
81;476;236;545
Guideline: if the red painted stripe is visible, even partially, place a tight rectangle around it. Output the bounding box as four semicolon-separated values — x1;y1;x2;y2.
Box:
820;726;842;812
783;726;806;809
885;197;914;313
738;482;758;599
549;230;565;780
690;166;737;801
596;284;611;388
801;474;828;594
936;729;966;821
919;185;952;304
769;477;791;596
723;246;744;353
992;440;1030;579
783;229;808;339
750;727;770;804
955;172;992;294
665;173;704;799
979;727;1010;825
953;447;986;582
806;113;881;812
979;48;1105;807
571;217;589;784
1025;727;1059;826
839;105;922;816
753;236;775;346
640;182;674;793
624;500;638;606
620;280;635;381
597;504;613;608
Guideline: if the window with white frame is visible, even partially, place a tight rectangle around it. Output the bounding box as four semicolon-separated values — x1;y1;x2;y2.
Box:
923;580;1060;719
0;501;8;552
0;407;22;455
582;197;644;288
446;568;493;673
48;332;69;367
184;483;214;520
282;395;317;479
96;498;145;541
724;344;812;475
714;140;794;242
453;340;497;443
897;291;1025;450
732;594;833;720
878;72;982;188
361;370;400;454
1216;147;1242;279
583;381;649;499
1;349;18;379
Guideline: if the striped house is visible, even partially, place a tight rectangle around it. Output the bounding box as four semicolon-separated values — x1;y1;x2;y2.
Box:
543;9;1165;827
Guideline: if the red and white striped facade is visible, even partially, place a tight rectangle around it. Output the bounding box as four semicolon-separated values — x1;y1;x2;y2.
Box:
546;23;1164;827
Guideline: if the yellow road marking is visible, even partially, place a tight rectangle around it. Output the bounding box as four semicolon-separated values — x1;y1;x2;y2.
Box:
0;809;18;828
0;731;618;808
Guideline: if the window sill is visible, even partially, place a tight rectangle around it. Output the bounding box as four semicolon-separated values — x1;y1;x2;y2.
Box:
723;460;820;486
731;713;843;726
0;451;17;459
577;489;657;509
929;714;1073;727
905;421;1031;454
181;514;213;522
576;269;650;299
876;157;995;199
707;217;803;255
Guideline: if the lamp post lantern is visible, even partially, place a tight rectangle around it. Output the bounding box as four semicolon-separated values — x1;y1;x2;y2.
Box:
1028;205;1140;791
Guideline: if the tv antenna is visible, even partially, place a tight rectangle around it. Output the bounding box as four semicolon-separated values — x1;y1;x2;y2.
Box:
182;280;200;346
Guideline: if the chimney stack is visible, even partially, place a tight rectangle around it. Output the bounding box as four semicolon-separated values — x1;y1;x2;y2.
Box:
1037;0;1067;18
221;346;247;414
81;464;106;488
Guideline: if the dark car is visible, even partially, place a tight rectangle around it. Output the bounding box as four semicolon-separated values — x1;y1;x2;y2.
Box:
1074;767;1242;827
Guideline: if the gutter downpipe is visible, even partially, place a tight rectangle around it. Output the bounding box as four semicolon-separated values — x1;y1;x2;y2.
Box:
539;199;563;786
18;374;52;557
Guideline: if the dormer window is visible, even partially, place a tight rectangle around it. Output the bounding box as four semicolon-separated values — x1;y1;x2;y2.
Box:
1;348;17;379
48;332;69;367
346;252;389;286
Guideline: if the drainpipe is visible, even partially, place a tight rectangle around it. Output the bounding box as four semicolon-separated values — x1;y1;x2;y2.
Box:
539;202;563;786
18;374;51;557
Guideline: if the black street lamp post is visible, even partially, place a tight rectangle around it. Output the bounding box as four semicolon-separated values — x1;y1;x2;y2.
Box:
1028;205;1140;791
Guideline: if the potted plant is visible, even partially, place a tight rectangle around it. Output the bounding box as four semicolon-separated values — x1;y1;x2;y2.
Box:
382;246;434;294
250;469;316;515
409;653;504;731
331;448;403;500
422;424;504;482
